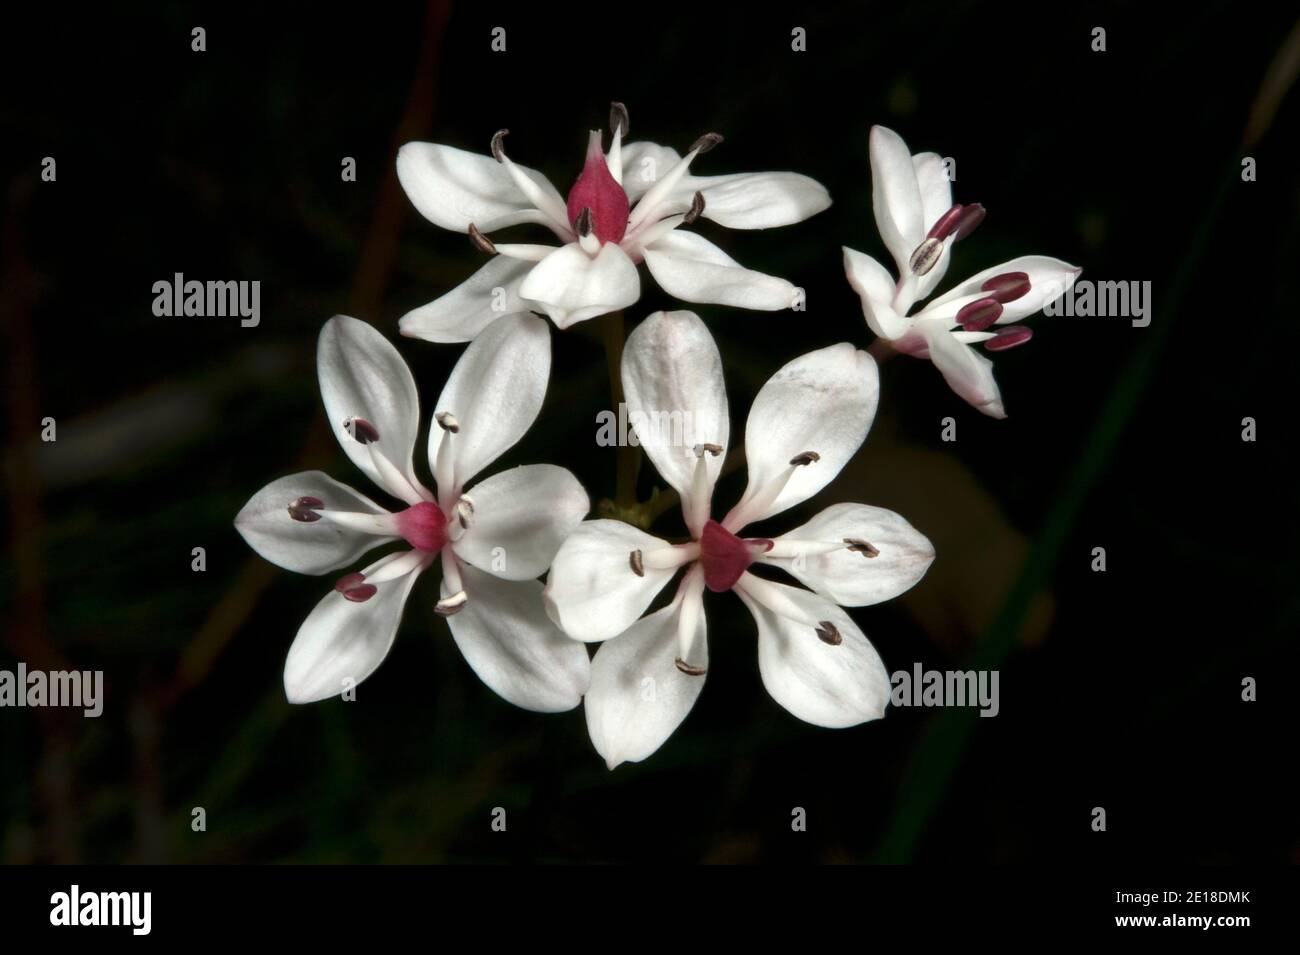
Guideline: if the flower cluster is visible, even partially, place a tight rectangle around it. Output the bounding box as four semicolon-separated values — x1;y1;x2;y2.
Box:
235;105;1077;767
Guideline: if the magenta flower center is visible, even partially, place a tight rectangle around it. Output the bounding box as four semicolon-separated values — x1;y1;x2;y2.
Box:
566;135;629;245
395;501;448;553
698;519;772;593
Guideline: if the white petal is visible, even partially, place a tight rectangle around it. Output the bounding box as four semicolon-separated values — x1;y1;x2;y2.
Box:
543;520;677;643
920;320;1006;418
444;562;590;712
685;171;831;229
927;255;1082;324
766;502;934;606
843;246;912;340
452;464;589;581
736;577;889;728
585;586;708;769
728;344;879;528
396;142;564;234
428;313;550;490
912;152;953;228
909;152;955;299
617;142;829;229
398;258;532;343
621;310;728;528
283;555;421;703
318;316;423;502
235;471;393;575
869;125;925;277
617;141;685;201
643;230;796;310
518;242;641;328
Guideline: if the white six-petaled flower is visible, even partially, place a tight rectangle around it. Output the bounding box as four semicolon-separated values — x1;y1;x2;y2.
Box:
843;125;1081;418
542;311;934;769
395;102;831;341
234;314;590;710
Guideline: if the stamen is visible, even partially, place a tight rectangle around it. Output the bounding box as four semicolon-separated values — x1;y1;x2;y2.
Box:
434;417;456;507
343;584;378;603
314;509;399;536
981;271;1031;303
468;223;497;255
682;191;706;226
690;132;724;154
344;417;380;444
909;237;943;276
490;129;509;163
675;569;706;664
927;202;986;242
622;213;687;258
626;134;721;232
956;297;1004;332
629;549;645;577
333;572;366;592
984;327;1033;352
574;206;594;238
435;590;468;616
455;496;474;530
609;101;629;137
723;452;820;531
815;621;843;646
844;538;880;558
488;128;572;236
287;496;323;522
684;443;722;536
642;543;701;571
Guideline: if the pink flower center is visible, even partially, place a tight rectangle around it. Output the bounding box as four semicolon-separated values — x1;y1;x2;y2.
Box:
395;501;447;553
698;519;772;593
566;134;629;245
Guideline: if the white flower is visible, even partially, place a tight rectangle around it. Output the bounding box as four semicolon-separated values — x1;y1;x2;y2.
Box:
543;311;934;768
395;102;831;341
234;313;590;710
842;125;1081;418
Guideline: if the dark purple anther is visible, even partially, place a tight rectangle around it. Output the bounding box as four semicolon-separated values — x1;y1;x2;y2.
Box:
984;327;1034;352
333;572;366;593
345;417;380;444
956;297;1004;332
927;203;986;242
342;584;378;603
288;496;324;522
981;271;1032;303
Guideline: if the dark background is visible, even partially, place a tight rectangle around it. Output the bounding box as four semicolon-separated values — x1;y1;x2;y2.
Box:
2;1;1296;864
